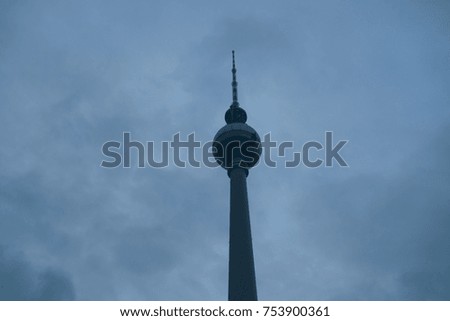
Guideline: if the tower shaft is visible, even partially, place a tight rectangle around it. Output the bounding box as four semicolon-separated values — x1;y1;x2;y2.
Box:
228;168;257;301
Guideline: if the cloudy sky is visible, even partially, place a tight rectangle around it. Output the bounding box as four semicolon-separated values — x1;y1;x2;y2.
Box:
1;0;449;300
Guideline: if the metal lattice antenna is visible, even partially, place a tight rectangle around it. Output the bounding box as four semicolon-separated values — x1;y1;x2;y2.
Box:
231;50;239;108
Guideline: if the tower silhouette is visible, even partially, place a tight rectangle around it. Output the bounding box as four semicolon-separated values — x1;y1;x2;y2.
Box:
213;51;261;301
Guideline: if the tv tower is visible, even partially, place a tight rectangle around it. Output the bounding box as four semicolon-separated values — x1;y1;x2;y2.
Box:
213;51;261;301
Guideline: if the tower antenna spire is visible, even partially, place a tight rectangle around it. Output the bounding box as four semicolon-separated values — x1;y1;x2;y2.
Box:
231;50;239;108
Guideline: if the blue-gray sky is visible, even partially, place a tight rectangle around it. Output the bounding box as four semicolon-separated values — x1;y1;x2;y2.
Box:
1;0;449;300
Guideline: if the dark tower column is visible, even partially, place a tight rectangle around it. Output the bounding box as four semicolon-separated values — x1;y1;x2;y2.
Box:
213;51;261;301
228;167;257;300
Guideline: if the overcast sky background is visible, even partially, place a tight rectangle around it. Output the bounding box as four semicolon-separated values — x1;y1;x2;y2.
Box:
1;0;449;300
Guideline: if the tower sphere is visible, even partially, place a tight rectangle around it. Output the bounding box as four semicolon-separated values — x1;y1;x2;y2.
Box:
213;121;261;170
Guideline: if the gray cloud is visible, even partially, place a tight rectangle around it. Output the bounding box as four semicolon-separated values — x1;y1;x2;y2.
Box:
0;247;75;300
